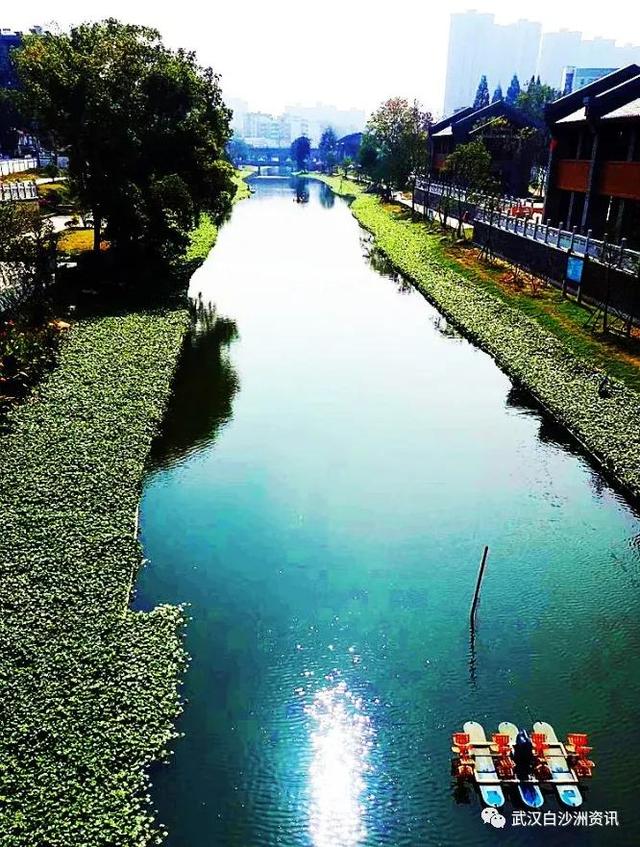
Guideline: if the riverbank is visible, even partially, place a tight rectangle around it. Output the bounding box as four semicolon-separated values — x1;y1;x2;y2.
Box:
0;169;256;844
187;167;256;263
314;174;640;501
0;310;190;845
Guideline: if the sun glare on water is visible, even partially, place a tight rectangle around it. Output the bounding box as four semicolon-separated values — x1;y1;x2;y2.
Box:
306;680;374;847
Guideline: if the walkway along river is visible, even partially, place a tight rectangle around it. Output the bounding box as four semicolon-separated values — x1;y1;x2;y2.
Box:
136;177;640;846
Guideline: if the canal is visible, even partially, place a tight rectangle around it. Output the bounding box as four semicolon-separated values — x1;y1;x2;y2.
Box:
137;177;640;846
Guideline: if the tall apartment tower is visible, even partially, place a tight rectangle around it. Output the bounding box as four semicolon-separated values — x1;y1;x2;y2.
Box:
536;30;582;88
443;12;541;116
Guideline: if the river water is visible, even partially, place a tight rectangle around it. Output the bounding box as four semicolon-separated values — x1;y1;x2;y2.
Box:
137;178;640;846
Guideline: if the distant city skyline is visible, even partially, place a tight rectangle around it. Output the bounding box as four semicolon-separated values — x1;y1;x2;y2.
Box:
5;1;640;120
444;12;640;116
227;99;366;147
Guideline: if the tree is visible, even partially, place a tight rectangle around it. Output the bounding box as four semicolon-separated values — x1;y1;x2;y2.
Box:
13;20;235;269
362;97;432;194
506;74;521;106
358;133;379;180
0;204;56;309
443;140;495;238
516;78;560;123
473;76;490;109
227;135;250;165
319;126;337;173
291;135;311;171
341;156;353;179
492;84;503;104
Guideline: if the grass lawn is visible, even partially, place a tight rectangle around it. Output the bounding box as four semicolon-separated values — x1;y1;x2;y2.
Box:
186;166;256;263
37;180;72;202
57;228;95;255
0;169;38;183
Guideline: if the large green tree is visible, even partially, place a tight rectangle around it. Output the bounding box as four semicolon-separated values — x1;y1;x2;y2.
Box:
361;97;431;192
291;135;311;171
13;20;235;267
442;139;495;238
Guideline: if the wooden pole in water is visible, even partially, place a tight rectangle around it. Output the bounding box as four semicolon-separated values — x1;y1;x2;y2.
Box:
469;546;489;628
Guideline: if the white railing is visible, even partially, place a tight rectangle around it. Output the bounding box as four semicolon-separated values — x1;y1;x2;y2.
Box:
416;176;639;277
0;157;38;177
475;206;640;276
415;177;531;216
0;180;39;202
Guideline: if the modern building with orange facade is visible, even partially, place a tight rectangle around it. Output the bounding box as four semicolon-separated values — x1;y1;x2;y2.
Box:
544;65;640;248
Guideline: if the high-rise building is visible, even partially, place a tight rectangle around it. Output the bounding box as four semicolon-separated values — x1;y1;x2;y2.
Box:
0;29;22;90
443;13;541;116
443;13;640;116
536;30;583;88
236;104;365;148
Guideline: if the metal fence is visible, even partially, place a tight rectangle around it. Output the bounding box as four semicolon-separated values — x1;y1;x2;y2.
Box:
0;180;39;203
415;178;530;217
415;176;640;278
474;206;640;277
0;157;38;177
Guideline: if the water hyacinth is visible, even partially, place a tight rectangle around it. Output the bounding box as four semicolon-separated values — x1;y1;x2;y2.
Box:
0;308;190;844
321;177;640;502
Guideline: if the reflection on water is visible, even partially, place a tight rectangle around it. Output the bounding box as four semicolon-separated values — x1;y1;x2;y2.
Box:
293;176;310;204
361;234;413;294
318;183;335;209
138;177;640;847
306;681;374;847
148;296;239;471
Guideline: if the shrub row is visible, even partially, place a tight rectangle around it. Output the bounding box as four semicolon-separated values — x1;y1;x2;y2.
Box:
325;176;640;500
0;309;190;845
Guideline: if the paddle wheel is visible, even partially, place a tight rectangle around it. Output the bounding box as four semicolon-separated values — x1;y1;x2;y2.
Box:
531;731;552;780
450;720;594;810
451;732;475;779
566;733;595;778
491;733;515;779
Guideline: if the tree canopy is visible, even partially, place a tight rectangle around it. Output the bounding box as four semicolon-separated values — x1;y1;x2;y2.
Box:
473;76;490;109
227;135;250;165
360;97;431;190
442;139;495;237
13;19;235;269
319;127;338;173
506;74;521;106
291;135;311;170
516;77;560;122
492;84;503;104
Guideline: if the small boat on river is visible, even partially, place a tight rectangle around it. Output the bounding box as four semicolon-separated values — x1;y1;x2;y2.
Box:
498;721;544;808
461;721;505;807
533;721;588;807
451;720;594;809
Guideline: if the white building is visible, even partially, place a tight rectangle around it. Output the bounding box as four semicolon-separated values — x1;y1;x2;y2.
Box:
443;12;541;116
443;12;640;116
235;104;365;149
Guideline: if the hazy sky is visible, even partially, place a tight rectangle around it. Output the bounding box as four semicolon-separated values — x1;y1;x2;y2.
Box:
8;1;640;118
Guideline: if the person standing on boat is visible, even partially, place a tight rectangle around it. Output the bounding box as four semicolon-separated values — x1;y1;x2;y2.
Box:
513;729;534;780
